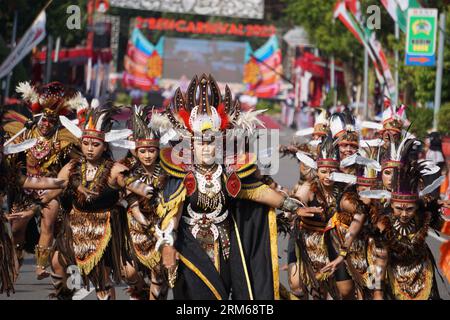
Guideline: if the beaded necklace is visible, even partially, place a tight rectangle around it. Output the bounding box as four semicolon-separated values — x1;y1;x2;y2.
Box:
81;158;107;191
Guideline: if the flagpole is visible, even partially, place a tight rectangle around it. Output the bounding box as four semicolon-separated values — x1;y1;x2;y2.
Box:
3;10;18;104
1;0;53;103
29;0;54;28
363;37;369;120
44;35;53;83
433;12;445;130
394;21;399;105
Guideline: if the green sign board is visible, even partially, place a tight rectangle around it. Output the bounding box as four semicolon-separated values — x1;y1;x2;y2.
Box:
405;8;438;66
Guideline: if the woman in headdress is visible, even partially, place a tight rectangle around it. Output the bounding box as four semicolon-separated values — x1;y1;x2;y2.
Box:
320;148;384;299
36;103;157;300
156;74;317;300
280;109;329;300
117;106;168;300
291;135;341;299
360;138;446;299
329;110;359;175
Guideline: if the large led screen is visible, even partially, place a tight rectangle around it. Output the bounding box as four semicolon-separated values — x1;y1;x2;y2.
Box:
163;37;246;84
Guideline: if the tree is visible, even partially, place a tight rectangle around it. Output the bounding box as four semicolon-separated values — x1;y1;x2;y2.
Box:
0;0;89;96
284;0;450;114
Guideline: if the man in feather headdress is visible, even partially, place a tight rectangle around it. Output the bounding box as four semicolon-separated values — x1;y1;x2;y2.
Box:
155;74;318;300
3;81;83;279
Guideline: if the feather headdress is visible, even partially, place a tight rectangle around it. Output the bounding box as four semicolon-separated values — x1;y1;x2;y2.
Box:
165;74;264;138
316;134;340;169
329;110;359;146
127;105;160;150
295;108;329;138
333;144;381;187
60;102;131;143
361;137;442;202
16;81;85;118
381;98;407;133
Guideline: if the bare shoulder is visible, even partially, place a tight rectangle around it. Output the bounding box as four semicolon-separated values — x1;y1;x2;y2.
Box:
295;181;312;203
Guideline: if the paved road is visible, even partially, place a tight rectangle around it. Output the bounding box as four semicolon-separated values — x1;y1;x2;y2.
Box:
1;125;448;300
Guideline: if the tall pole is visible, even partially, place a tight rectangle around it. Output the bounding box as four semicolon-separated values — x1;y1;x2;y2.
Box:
363;43;369;120
433;12;445;130
330;55;336;106
45;35;53;83
3;10;18;103
394;21;399;105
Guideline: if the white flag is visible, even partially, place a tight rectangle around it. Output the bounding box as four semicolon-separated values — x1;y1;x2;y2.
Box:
0;11;46;79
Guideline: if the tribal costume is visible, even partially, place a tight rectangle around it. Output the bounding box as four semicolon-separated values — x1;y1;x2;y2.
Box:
117;106;168;300
281;110;329;299
330;110;360;175
4;82;81;274
56;157;131;294
293;136;340;299
156;74;293;300
327;148;383;299
361;138;446;300
52;104;140;299
0;108;42;295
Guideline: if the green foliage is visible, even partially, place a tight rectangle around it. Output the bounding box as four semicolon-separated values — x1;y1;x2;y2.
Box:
438;102;450;136
115;92;131;106
255;99;281;115
284;0;450;108
406;105;434;139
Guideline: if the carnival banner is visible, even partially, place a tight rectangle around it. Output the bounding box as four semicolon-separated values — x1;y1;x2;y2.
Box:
135;17;276;38
0;11;46;79
123;28;164;91
111;0;264;19
243;35;283;98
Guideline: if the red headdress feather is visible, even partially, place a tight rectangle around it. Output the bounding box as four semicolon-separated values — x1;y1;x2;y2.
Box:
218;103;229;130
178;107;191;131
31;102;42;114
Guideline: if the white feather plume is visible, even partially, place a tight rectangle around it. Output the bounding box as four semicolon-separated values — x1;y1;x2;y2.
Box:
360;138;384;148
340;153;358;167
340;153;380;171
15;81;39;103
295;127;314;137
3;138;37;155
66;92;88;112
296;151;317;169
95;113;107;131
149;111;172;131
234;109;266;133
330;172;357;184
91;98;100;109
419;176;445;197
418;160;441;176
361;121;383;130
359;189;392;199
109;139;136;150
358;155;381;171
308;140;321;147
105;129;133;142
329;114;344;138
59;115;82;138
